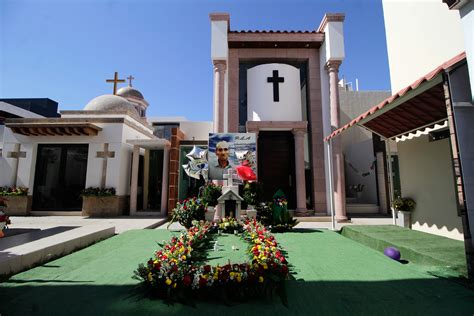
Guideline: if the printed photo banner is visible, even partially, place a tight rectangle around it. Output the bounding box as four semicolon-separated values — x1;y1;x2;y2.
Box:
208;133;257;181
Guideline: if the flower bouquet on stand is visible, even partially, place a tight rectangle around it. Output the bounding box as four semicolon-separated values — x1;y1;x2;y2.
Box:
168;197;206;229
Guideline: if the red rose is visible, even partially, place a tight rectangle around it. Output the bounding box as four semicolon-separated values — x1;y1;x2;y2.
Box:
281;265;289;275
199;277;207;287
203;265;211;273
183;275;192;286
154;262;161;270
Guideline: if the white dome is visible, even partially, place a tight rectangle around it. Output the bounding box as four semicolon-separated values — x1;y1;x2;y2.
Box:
84;94;138;113
116;86;144;100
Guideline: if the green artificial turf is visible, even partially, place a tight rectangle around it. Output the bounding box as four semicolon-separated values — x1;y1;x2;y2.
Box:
1;229;474;316
206;233;250;266
340;225;468;278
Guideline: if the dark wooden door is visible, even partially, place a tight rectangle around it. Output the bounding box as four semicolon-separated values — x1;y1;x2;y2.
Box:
258;131;296;209
33;144;88;211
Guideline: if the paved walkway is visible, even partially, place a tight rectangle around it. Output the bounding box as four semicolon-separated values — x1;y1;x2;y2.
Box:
7;215;167;234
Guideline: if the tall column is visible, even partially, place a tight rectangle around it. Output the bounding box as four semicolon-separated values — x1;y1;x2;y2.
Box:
160;145;170;217
326;60;347;221
130;145;140;215
293;129;308;215
213;60;226;133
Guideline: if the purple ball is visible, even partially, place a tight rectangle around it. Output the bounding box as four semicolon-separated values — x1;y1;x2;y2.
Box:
384;247;401;261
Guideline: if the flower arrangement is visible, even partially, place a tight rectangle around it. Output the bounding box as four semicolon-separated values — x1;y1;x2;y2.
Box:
80;187;116;197
134;220;290;304
199;183;222;207
0;196;7;208
0;197;11;237
393;197;416;212
168;197;206;229
218;217;243;233
349;184;365;193
274;197;288;208
0;186;28;196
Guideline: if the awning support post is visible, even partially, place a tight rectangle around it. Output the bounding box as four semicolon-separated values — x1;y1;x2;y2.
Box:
385;139;396;225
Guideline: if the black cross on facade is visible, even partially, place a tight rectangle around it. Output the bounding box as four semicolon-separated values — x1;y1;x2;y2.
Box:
267;70;285;102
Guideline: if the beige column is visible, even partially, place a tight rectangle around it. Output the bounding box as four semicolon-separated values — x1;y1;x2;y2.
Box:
213;60;226;133
160;145;170;216
326;60;347;221
293;129;308;215
130;145;140;215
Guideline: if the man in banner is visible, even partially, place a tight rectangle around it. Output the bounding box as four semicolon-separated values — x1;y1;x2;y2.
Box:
208;141;232;180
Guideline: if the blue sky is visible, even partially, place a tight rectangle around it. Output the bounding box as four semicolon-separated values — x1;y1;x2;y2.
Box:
0;0;390;121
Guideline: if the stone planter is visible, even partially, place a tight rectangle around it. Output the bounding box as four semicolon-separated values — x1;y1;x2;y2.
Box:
397;210;411;228
205;206;216;222
82;196;127;217
3;196;31;216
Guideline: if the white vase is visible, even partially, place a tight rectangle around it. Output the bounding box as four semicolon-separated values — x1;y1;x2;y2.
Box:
397;210;411;228
205;206;216;222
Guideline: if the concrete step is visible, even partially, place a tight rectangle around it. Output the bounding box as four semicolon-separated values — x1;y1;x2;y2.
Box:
346;204;379;213
0;224;115;277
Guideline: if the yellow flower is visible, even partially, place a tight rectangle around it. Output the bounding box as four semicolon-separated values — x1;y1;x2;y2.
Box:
147;273;153;282
258;276;264;283
173;283;177;288
165;278;172;285
181;255;187;261
262;263;268;270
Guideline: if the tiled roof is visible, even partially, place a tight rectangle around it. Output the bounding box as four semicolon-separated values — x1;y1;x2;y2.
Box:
324;51;466;141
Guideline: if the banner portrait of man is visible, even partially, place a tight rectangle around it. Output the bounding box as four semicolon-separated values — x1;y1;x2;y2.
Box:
208;133;257;181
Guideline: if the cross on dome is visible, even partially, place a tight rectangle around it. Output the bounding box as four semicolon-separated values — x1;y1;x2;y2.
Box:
106;71;125;95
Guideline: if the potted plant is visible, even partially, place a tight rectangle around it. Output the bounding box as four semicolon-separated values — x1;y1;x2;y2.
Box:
349;184;365;202
81;187;121;217
199;183;222;221
0;197;11;238
0;186;30;216
243;182;263;209
168;197;206;229
393;196;416;228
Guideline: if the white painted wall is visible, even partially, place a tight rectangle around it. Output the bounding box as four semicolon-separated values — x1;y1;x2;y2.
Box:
0;119;153;198
459;1;474;102
340;90;391;204
323;22;345;61
247;64;302;122
210;20;228;61
382;0;465;93
179;121;213;141
398;135;463;240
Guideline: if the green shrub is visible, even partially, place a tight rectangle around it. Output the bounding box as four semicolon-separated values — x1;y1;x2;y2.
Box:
199;183;222;207
242;182;263;206
0;186;28;196
80;187;116;197
393;197;416;212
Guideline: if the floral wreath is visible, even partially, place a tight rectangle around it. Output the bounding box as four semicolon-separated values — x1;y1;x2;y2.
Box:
134;220;290;304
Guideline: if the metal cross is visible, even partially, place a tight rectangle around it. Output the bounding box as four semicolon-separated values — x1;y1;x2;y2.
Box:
96;143;115;188
267;70;285;102
7;144;27;186
223;168;235;186
127;75;135;87
106;71;125;95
